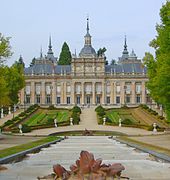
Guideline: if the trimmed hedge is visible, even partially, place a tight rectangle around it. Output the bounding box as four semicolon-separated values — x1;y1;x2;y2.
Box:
2;104;39;130
95;105;106;124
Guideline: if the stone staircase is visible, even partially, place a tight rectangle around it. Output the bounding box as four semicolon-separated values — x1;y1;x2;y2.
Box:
79;107;98;126
1;136;170;179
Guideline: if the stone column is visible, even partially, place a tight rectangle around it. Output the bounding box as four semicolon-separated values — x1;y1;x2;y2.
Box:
63;82;67;104
61;82;64;104
141;81;146;104
92;82;96;105
102;81;105;105
20;88;25;105
114;82;117;104
121;81;125;105
71;82;75;105
82;82;84;105
52;81;56;105
131;81;136;104
31;82;35;105
110;82;114;104
41;81;45;105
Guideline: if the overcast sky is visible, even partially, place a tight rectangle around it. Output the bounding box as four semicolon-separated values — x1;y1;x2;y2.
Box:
1;0;165;67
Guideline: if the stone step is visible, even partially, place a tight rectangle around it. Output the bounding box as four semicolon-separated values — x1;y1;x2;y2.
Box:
1;136;170;180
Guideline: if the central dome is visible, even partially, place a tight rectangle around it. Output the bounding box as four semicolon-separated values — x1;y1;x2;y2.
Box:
79;45;96;57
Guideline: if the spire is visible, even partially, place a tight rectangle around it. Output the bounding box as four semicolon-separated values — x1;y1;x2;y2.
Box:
40;46;43;59
84;17;91;46
47;35;53;55
49;35;52;50
124;35;127;51
86;16;89;34
121;35;129;60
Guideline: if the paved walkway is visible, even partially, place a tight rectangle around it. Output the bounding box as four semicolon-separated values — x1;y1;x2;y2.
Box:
79;107;98;126
0;109;23;126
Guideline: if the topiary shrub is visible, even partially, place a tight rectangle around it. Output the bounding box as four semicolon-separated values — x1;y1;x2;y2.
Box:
97;110;105;117
71;112;80;125
18;112;26;117
72;106;81;114
4;120;13;126
22;124;31;133
95;105;105;112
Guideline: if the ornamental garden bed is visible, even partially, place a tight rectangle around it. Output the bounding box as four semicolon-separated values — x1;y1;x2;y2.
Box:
1;105;81;133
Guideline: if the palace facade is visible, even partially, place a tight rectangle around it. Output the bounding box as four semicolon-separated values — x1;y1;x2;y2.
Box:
20;19;150;107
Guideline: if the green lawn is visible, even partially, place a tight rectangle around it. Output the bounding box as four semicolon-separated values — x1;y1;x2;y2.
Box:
0;136;60;158
24;109;70;126
106;109;139;125
107;111;120;124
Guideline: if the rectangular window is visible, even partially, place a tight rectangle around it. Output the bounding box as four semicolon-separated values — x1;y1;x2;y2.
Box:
57;97;61;104
96;95;100;104
67;86;71;93
136;95;141;103
126;95;130;103
106;96;110;104
46;85;51;95
36;95;41;104
126;84;131;94
136;84;141;94
46;95;51;104
106;86;110;93
76;84;81;93
96;84;102;93
67;97;71;104
25;85;31;95
76;96;80;104
85;84;92;93
57;86;61;93
116;85;120;93
26;95;30;104
35;84;41;95
116;96;120;104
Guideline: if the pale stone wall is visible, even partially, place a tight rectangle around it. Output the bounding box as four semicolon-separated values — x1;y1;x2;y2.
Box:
20;74;148;107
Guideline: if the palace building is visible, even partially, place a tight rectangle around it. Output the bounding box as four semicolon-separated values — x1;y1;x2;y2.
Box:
19;19;150;107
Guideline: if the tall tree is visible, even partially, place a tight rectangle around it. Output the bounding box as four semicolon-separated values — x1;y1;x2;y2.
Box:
58;42;72;65
0;33;12;65
0;67;10;106
5;61;25;105
143;1;170;121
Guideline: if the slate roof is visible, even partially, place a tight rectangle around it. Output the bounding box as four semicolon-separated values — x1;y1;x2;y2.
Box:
24;64;71;75
25;62;146;75
105;63;146;74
